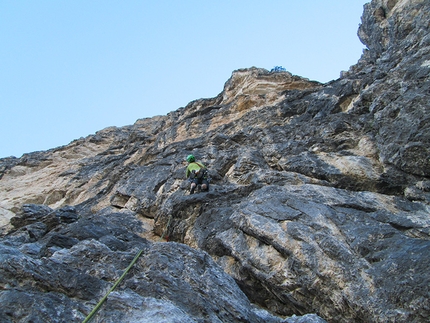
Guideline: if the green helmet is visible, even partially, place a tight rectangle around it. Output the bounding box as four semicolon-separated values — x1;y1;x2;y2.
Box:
186;154;195;162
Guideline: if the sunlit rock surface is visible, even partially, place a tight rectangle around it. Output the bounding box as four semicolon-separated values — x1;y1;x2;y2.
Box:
1;0;429;322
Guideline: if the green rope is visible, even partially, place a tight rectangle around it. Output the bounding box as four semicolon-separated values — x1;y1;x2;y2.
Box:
82;249;143;323
82;214;172;322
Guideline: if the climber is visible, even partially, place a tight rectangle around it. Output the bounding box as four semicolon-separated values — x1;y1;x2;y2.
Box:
185;154;209;194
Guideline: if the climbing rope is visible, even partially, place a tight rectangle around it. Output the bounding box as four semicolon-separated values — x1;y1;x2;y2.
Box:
82;214;173;322
82;249;143;323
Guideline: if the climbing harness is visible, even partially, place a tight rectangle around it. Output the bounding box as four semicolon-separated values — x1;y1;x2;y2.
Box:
82;215;173;322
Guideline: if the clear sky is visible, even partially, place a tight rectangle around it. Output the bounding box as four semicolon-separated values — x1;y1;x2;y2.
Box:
0;1;368;158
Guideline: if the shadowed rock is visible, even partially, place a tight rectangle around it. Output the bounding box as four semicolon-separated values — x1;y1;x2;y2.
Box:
1;0;429;322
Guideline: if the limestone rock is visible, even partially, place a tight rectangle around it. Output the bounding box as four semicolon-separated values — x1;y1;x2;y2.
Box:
1;0;430;322
0;207;286;323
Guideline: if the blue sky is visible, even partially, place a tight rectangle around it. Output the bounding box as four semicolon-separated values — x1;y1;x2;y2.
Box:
0;1;368;158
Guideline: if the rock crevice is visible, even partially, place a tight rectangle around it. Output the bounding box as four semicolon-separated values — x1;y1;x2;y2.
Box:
1;0;430;322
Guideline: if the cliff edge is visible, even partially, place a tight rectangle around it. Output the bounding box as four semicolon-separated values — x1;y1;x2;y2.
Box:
1;1;429;322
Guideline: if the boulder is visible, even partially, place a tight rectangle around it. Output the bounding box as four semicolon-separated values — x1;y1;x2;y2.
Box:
1;0;429;322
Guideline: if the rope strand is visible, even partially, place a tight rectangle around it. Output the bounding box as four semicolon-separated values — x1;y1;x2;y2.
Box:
82;214;173;322
82;249;143;323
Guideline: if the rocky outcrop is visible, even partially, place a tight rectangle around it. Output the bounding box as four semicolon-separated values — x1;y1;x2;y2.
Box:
1;0;429;322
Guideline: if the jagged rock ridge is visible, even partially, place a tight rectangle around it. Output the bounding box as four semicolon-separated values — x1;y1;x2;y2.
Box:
1;0;429;322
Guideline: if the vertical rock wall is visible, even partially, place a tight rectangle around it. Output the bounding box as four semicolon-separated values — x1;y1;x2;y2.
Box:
1;0;429;322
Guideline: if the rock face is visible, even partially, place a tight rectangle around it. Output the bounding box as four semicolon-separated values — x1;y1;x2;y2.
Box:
1;0;429;322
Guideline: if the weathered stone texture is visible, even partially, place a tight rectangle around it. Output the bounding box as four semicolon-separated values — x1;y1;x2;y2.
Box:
1;0;429;322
